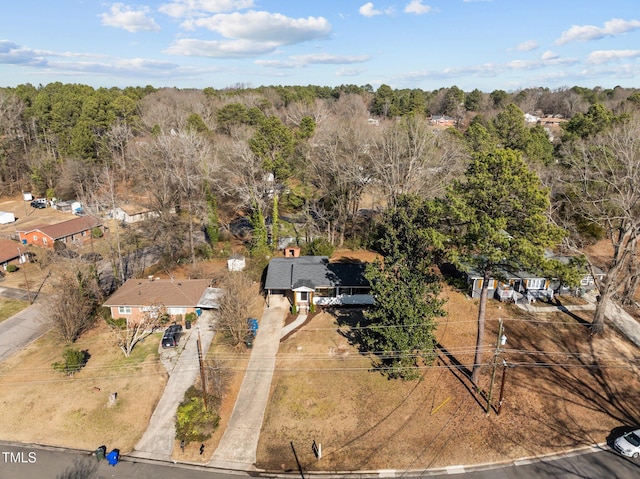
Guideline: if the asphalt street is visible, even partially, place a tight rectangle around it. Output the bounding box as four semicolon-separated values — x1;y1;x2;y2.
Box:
1;442;639;479
0;301;47;363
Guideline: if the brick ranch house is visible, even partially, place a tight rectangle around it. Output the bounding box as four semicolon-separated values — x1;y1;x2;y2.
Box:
103;278;219;323
0;238;29;270
16;216;104;249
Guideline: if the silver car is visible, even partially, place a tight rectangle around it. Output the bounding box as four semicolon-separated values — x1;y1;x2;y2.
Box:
614;429;640;458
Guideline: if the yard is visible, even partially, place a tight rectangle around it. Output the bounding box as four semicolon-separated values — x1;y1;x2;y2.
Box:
256;285;640;471
0;322;167;452
0;240;638;471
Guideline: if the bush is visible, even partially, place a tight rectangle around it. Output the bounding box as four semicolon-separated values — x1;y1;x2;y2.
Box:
5;264;18;273
175;386;220;444
91;227;103;239
52;348;89;376
195;242;214;260
302;237;334;257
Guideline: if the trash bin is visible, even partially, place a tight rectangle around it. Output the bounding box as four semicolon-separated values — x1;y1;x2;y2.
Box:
95;445;106;462
185;320;191;330
106;448;120;466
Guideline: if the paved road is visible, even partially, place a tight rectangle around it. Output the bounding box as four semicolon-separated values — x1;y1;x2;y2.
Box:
0;301;47;363
2;441;639;479
131;311;217;462
0;442;241;479
209;295;288;470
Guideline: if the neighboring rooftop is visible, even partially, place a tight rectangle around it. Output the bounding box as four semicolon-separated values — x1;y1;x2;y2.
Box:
103;278;212;308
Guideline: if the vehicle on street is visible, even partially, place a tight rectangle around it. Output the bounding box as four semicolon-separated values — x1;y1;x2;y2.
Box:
161;323;183;348
614;428;640;458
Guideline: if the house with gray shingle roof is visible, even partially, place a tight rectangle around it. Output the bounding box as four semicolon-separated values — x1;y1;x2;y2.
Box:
264;256;373;311
103;278;215;322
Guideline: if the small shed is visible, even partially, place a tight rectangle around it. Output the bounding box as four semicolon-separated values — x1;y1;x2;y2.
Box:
56;200;82;213
227;254;246;271
0;211;15;224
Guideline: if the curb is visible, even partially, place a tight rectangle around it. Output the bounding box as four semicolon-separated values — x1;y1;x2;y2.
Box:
0;439;612;477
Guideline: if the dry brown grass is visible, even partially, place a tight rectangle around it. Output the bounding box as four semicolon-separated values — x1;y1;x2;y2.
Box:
257;285;640;471
0;322;167;452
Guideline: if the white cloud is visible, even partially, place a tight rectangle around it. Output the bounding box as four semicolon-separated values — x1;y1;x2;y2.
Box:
587;49;640;64
359;3;382;17
0;40;46;65
541;50;560;60
336;68;366;77
254;59;299;69
100;3;160;33
404;0;432;15
158;0;254;18
511;40;538;52
255;53;371;69
192;11;331;45
165;38;277;58
289;53;371;64
555;18;640;45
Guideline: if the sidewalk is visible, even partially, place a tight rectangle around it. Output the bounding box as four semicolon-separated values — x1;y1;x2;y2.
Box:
208;295;288;470
131;311;216;462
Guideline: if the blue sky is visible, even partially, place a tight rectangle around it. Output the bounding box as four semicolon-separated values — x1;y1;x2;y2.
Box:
1;0;639;91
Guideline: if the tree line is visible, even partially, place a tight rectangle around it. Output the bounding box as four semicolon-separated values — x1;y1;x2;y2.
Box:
2;81;640;367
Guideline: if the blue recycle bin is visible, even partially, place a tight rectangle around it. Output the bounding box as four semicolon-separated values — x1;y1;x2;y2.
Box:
106;448;120;466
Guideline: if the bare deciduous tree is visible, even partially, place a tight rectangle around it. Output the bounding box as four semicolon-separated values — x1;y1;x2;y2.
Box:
562;114;640;333
49;268;101;343
108;302;169;357
311;116;375;246
217;272;256;347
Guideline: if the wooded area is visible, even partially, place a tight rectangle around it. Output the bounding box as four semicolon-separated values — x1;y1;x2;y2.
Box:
2;82;640;341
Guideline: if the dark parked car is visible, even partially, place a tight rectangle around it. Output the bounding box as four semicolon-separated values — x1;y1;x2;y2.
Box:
30;199;46;209
161;324;183;348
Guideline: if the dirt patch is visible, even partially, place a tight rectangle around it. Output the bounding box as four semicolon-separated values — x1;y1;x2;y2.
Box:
0;322;167;453
256;286;640;471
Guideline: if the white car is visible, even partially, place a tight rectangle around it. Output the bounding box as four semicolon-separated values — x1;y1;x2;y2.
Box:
613;429;640;458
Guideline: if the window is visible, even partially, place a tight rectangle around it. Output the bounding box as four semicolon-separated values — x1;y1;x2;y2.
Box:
43;238;48;246
118;306;132;314
527;278;545;290
581;276;594;286
351;287;370;295
315;288;335;297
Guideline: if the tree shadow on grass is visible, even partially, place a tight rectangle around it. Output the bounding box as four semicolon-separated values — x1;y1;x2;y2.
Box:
497;309;640;452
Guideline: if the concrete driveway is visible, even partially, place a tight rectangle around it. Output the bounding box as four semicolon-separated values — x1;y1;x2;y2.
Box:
208;295;288;470
131;311;217;462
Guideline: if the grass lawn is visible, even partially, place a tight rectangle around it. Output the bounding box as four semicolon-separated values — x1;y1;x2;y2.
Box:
0;298;29;322
0;322;167;452
257;286;640;471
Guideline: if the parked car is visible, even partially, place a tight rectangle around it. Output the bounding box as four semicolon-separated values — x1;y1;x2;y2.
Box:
614;428;640;458
30;199;46;209
161;324;183;348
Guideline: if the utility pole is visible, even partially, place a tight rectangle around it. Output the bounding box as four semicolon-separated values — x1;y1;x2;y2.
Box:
497;359;508;415
17;248;32;304
197;329;208;411
486;318;505;416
